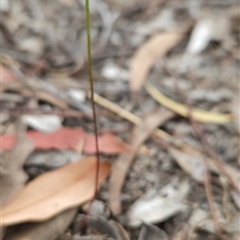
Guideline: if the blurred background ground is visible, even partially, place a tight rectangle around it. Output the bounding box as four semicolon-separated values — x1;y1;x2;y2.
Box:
1;0;239;240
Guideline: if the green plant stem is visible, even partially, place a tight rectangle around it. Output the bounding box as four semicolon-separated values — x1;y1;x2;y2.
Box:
81;0;100;233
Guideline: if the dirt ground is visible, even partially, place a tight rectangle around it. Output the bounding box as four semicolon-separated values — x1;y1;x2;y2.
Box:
1;0;239;240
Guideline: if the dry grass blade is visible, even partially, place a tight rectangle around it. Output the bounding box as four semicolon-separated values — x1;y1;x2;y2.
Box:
145;81;234;124
130;32;184;92
110;108;174;215
88;92;142;125
36;90;69;110
1;157;111;226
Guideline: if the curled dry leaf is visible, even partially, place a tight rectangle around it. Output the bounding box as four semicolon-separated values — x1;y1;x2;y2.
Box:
145;81;233;124
0;127;131;155
1;157;111;226
130;32;184;92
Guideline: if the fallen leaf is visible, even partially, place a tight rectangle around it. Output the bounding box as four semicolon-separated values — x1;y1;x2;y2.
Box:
110;108;174;215
130;32;184;92
0;127;131;155
84;132;132;155
0;128;85;151
4;208;77;240
127;179;189;227
145;81;234;124
1;157;111;226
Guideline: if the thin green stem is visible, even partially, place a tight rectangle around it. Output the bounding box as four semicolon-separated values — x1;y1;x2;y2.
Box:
81;0;100;233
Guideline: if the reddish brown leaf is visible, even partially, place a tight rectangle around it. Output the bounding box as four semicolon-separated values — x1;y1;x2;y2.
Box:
1;157;111;226
85;132;132;154
0;127;131;155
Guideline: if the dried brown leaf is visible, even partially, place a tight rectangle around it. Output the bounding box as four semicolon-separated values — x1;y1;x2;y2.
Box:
4;208;77;240
130;32;184;92
1;127;131;155
1;157;111;226
110;108;174;215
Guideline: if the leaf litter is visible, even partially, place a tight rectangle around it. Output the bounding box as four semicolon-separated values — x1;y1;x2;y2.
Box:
1;157;111;226
1;1;239;239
